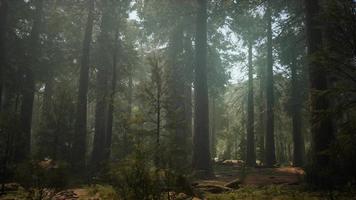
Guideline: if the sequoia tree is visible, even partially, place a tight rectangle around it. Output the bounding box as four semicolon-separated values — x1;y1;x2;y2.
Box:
72;0;95;171
192;0;212;176
304;0;334;186
0;0;8;110
16;0;44;162
264;0;276;167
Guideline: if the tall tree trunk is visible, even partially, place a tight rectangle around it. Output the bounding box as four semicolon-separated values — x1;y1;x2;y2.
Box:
72;0;95;171
192;0;212;176
0;1;8;186
264;0;276;167
167;23;186;171
104;30;119;161
304;0;334;186
123;68;133;157
290;57;305;167
210;97;216;158
91;68;109;170
246;41;256;166
0;0;8;111
16;0;43;162
257;63;265;164
37;73;54;158
152;56;162;168
91;3;113;171
183;35;193;160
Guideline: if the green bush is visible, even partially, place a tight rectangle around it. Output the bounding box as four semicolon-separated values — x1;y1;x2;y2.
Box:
107;149;162;200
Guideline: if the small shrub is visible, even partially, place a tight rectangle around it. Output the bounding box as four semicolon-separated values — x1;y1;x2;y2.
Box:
108;150;162;200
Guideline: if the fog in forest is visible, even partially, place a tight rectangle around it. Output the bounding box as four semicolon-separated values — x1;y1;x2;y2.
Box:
0;0;355;199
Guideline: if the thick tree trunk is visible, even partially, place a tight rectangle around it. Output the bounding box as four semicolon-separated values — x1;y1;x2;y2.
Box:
91;3;113;171
264;0;276;167
72;0;95;171
290;58;305;167
167;23;186;171
246;42;256;166
0;0;8;111
304;0;334;186
16;0;43;162
91;67;109;169
192;0;212;176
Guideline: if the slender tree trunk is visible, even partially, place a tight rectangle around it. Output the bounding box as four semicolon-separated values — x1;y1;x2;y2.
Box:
0;1;8;181
210;97;216;158
184;83;192;141
121;69;133;157
183;35;194;160
153;57;162;168
16;0;43;162
264;0;276;167
290;58;305;167
246;41;256;166
37;73;54;158
42;76;53;120
192;0;212;176
104;30;119;161
72;0;95;171
257;64;265;164
0;0;8;111
304;0;334;186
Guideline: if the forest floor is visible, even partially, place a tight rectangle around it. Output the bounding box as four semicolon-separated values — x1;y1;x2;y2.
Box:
198;163;356;199
1;163;355;199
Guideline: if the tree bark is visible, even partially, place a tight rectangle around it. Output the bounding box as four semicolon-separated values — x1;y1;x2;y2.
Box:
16;0;43;162
91;3;113;171
122;68;133;157
246;41;256;166
183;36;194;131
37;72;54;159
304;0;334;185
264;0;276;167
167;22;186;171
151;56;162;168
104;30;119;161
257;63;265;163
210;97;216;159
192;0;212;176
0;0;8;111
72;0;95;171
290;57;305;167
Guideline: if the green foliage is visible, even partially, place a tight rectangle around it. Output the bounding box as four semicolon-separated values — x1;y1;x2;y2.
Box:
107;148;162;200
106;146;194;200
86;184;118;200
